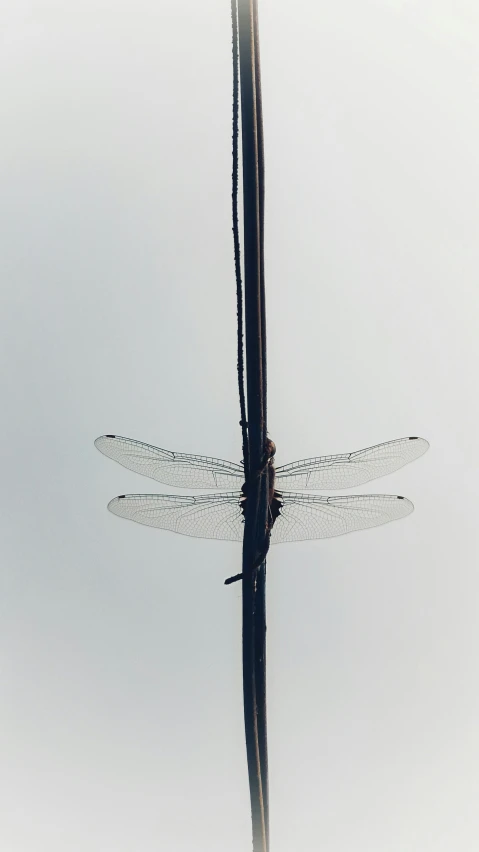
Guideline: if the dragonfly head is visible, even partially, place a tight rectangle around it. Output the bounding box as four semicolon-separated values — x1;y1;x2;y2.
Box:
264;438;276;460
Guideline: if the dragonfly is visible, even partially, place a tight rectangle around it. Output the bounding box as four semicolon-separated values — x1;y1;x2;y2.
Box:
95;434;428;580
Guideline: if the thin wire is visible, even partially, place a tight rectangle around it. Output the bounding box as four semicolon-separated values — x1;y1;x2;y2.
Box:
231;0;249;478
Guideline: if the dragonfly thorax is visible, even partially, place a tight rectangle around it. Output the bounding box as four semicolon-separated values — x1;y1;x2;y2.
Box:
240;462;283;526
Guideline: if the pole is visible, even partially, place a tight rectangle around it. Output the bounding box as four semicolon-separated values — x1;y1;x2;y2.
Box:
236;1;269;849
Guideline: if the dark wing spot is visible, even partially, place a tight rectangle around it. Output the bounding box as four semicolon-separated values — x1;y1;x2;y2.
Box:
106;434;116;438
409;436;419;440
118;495;126;499
397;496;404;500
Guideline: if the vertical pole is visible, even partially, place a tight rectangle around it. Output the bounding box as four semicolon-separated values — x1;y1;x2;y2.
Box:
236;1;269;850
251;3;269;845
237;0;264;471
254;559;269;848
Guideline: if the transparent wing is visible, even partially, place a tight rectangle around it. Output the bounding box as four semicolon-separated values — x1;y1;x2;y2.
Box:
107;492;245;542
275;436;429;490
270;491;413;544
95;435;244;489
106;490;413;546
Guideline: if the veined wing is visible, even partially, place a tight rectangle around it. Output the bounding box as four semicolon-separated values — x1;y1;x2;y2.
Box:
106;490;413;546
95;435;244;489
107;492;244;542
275;436;429;490
270;491;414;544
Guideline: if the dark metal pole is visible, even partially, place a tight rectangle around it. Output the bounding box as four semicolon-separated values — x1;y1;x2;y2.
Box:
236;1;269;849
251;4;269;845
254;558;269;849
237;1;264;469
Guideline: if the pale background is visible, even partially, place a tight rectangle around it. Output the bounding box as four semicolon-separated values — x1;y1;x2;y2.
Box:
1;1;478;850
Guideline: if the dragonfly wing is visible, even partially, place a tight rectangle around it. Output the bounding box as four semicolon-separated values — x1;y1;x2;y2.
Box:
270;491;414;543
107;492;245;542
95;435;244;489
275;436;429;490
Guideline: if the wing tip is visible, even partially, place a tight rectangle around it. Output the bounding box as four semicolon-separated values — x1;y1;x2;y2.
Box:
397;495;414;514
94;434;117;449
409;435;430;449
107;495;125;509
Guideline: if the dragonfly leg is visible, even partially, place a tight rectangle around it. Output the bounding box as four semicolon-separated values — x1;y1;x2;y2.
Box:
224;572;243;585
224;535;271;585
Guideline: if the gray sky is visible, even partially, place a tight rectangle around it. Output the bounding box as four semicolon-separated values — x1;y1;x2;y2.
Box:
1;1;478;850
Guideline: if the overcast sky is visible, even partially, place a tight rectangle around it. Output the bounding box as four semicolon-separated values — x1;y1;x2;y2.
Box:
1;2;478;850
